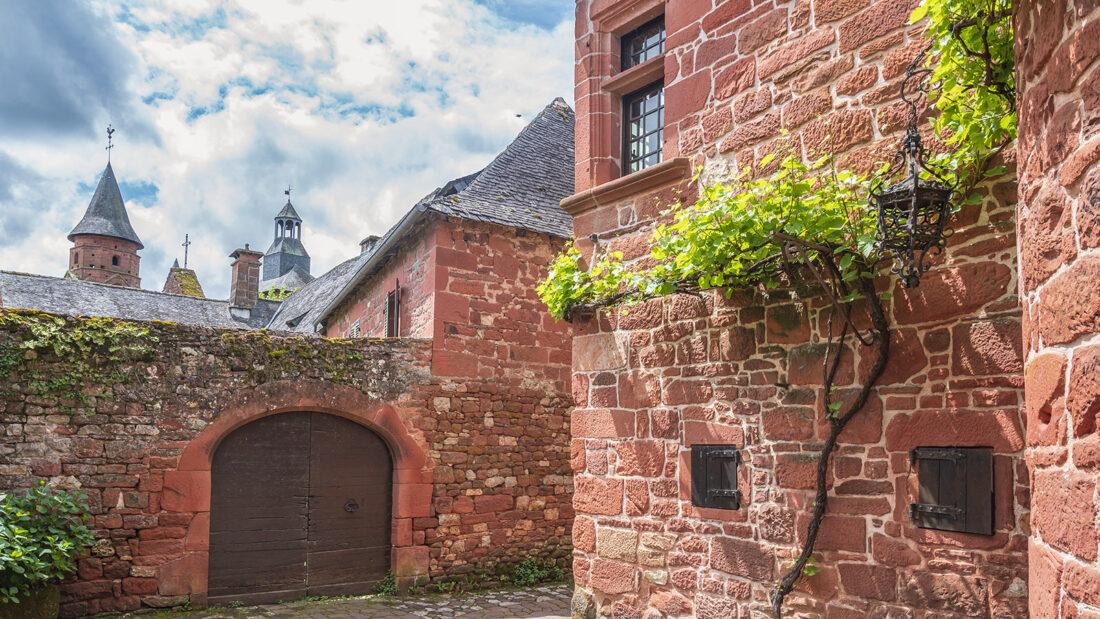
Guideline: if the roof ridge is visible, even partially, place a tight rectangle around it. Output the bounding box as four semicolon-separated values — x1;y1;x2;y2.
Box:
0;270;229;304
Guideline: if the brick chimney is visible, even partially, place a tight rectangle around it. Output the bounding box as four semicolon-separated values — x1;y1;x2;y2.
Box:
359;234;381;255
229;245;263;309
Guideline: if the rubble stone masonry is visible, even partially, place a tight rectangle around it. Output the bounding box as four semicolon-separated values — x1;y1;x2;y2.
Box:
569;0;1028;616
0;316;572;616
1016;1;1100;617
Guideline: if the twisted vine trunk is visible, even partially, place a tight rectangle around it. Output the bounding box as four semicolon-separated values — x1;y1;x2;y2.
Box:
770;277;891;618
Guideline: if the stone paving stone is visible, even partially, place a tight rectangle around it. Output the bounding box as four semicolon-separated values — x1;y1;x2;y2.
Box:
115;584;572;619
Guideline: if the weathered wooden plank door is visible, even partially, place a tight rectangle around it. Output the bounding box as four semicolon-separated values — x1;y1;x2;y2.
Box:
208;412;392;605
208;413;310;605
306;413;392;596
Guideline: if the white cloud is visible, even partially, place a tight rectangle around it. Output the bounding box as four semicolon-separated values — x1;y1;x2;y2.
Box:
0;0;573;298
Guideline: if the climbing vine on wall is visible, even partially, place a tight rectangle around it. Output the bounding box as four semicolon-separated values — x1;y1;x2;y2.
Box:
0;310;157;406
539;1;1016;615
917;0;1015;194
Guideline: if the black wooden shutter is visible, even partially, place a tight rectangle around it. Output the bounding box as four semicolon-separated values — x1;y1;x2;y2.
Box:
690;445;741;510
909;447;993;535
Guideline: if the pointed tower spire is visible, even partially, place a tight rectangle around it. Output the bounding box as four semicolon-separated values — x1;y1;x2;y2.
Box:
66;129;144;288
67;163;144;248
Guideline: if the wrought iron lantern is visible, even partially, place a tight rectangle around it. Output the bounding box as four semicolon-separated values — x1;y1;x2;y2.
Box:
869;54;955;288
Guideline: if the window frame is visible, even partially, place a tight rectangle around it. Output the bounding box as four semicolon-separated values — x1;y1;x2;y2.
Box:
622;80;665;175
620;16;666;70
383;281;401;338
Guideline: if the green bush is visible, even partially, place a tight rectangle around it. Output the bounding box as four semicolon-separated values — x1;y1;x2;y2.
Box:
0;483;95;604
504;559;564;588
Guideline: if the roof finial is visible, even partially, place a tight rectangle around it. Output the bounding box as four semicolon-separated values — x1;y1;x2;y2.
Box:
285;184;292;198
105;124;116;163
181;234;192;268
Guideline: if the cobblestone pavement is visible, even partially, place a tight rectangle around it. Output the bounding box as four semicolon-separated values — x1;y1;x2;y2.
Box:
125;584;573;619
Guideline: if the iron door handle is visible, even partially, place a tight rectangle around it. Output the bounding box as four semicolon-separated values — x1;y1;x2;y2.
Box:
344;499;359;513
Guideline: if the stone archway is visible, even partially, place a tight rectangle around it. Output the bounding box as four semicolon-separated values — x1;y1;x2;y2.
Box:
157;381;432;606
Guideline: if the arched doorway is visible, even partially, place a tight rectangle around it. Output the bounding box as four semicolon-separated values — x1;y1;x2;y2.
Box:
207;412;393;605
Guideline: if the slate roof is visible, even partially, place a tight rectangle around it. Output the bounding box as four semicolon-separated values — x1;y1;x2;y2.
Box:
265;236;310;258
264;98;576;334
265;254;367;332
276;199;302;221
68;163;144;248
423;98;575;238
0;271;277;329
260;265;314;293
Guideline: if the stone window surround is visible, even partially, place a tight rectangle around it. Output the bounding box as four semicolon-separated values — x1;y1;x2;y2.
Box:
587;0;667;182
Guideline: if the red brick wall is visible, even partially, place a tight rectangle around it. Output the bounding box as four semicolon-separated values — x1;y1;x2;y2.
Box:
568;0;1027;616
1016;1;1100;616
68;235;141;289
0;316;572;616
325;220;437;339
326;215;573;391
429;218;573;389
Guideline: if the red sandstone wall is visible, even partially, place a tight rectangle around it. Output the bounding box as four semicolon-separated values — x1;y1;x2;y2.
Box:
0;317;572;616
1016;1;1100;616
568;0;1027;616
428;218;573;390
68;235;141;289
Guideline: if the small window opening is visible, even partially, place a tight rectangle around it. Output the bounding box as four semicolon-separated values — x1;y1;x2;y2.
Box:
384;281;401;337
111;256;120;267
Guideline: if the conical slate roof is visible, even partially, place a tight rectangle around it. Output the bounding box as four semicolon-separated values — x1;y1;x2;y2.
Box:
276;199;301;221
68;163;144;248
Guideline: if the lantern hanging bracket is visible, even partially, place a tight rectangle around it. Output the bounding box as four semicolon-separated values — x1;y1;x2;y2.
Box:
868;43;956;289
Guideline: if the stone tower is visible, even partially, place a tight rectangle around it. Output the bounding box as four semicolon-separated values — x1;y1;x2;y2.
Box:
261;197;311;284
67;162;143;288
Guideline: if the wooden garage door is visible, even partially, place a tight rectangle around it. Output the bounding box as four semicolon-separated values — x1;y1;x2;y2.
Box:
208;412;392;605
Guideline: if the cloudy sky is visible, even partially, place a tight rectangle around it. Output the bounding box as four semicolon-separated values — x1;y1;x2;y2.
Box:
0;0;573;298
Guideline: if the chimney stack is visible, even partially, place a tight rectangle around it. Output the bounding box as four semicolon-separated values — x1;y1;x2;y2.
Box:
359;234;380;255
229;245;263;309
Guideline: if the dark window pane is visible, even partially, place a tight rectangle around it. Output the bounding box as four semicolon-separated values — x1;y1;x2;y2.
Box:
621;17;666;70
622;81;664;175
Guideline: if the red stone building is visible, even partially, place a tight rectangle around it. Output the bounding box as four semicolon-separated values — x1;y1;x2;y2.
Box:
0;99;578;615
563;0;1099;617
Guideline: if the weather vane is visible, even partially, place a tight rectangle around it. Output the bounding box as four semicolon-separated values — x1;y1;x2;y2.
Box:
182;234;192;269
285;184;292;197
105;124;116;163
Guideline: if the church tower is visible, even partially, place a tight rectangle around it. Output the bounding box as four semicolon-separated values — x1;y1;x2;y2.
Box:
260;190;312;295
67;161;143;288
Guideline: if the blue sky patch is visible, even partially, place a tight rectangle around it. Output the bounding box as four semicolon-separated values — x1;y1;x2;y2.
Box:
473;0;571;29
119;180;160;207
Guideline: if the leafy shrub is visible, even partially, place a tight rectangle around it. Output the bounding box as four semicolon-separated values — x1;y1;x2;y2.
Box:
538;156;875;320
503;559;564;588
0;483;95;604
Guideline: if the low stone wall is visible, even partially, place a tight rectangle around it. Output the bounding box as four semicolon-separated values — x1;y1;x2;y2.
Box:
0;311;572;616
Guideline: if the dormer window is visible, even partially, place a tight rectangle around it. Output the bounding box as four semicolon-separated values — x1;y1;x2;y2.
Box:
622;17;665;70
